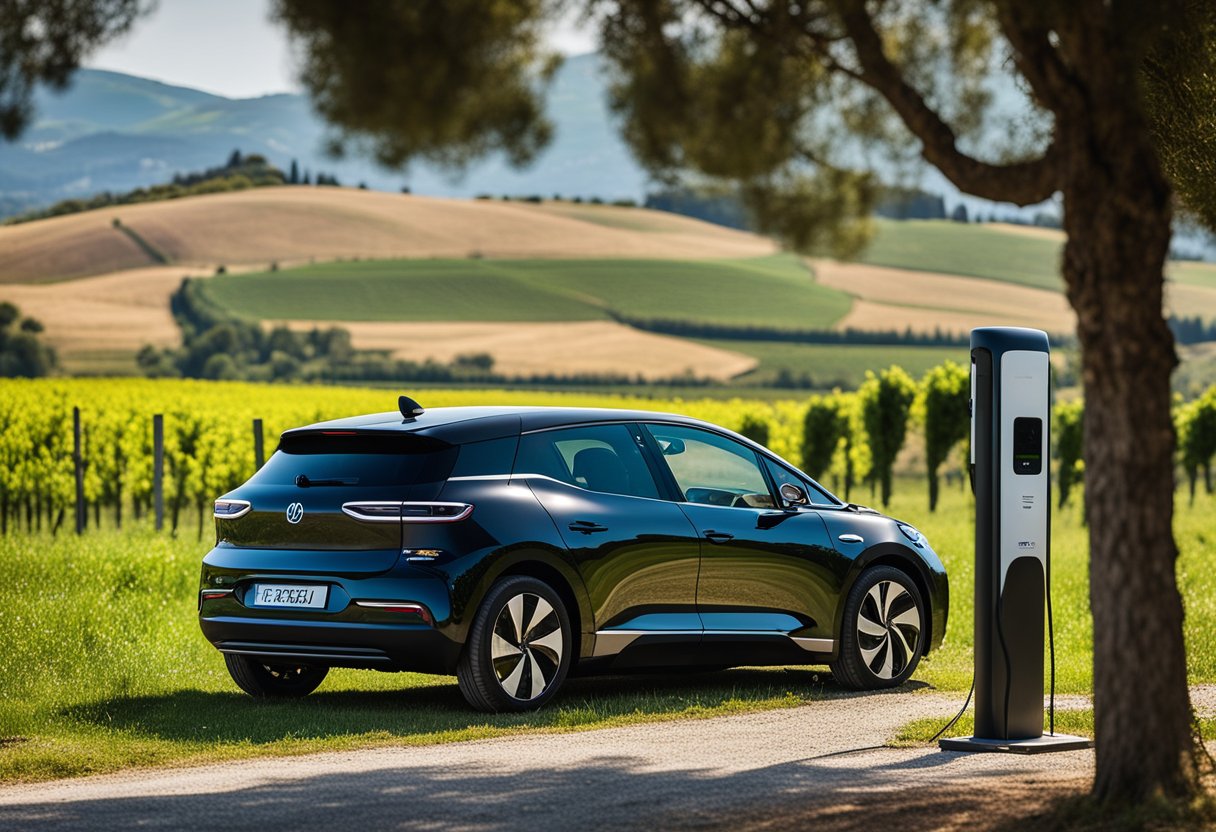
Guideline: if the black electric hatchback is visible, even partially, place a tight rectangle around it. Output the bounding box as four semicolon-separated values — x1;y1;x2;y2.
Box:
200;398;948;711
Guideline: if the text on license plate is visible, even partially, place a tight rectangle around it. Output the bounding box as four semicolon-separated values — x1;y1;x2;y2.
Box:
249;584;328;609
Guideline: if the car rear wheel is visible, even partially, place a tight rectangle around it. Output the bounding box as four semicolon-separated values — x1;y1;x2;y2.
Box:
457;575;572;712
223;653;329;698
831;565;925;690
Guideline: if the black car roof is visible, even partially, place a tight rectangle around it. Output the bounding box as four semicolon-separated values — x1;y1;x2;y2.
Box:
281;403;842;505
283;405;723;444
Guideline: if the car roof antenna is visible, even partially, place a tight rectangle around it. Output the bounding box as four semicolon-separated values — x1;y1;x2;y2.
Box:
398;395;425;421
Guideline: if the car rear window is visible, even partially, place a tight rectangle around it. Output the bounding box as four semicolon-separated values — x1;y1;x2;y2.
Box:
251;433;458;487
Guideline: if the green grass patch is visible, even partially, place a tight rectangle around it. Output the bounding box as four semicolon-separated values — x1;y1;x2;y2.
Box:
892;709;1215;747
202;254;852;329
204;259;603;322
891;709;1096;747
696;340;965;389
844;219;1065;291
1170;261;1216;288
3;484;1214;783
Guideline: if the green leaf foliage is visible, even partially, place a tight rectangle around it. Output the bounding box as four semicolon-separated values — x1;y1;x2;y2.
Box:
859;366;917;508
917;361;969;512
1054;399;1085;509
1177;389;1216;504
737;413;771;448
0;303;57;378
272;0;563;171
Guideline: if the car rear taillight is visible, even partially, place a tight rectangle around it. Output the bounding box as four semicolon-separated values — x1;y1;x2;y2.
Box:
341;501;473;524
213;499;251;519
353;600;434;625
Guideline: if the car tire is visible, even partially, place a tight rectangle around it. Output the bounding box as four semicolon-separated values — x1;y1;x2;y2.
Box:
831;565;926;690
224;653;329;698
457;575;573;712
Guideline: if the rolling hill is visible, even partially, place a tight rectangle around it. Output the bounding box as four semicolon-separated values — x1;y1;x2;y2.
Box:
202;254;848;329
2;185;1214;390
0;186;774;284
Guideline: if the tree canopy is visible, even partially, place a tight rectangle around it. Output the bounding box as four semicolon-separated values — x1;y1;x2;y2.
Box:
0;0;147;139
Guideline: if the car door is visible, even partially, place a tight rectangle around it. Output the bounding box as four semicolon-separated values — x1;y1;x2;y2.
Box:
642;424;843;649
514;423;702;636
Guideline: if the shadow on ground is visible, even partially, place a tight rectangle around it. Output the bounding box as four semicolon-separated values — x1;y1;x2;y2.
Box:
61;669;930;746
0;726;1082;832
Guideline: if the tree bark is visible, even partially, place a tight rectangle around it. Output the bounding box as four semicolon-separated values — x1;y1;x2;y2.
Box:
1060;112;1196;800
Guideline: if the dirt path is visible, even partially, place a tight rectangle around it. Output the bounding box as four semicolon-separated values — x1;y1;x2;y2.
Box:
0;689;1101;832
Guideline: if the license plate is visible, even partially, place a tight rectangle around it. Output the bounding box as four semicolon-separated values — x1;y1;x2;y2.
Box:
248;584;328;610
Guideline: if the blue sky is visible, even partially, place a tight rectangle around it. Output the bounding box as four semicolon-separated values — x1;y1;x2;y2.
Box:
86;0;597;98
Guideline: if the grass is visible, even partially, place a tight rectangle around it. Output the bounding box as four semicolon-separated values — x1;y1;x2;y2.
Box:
695;340;966;389
892;709;1216;747
844;219;1065;292
0;527;835;783
2;483;1213;784
202;254;853;330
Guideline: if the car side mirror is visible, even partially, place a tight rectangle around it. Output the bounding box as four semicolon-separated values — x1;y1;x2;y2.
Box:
779;482;808;507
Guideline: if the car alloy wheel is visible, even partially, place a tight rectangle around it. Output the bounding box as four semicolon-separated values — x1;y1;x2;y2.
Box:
856;580;922;680
831;565;926;690
491;592;564;700
457;575;572;712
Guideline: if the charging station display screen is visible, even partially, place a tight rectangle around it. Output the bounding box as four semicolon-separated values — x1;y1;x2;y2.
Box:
1012;417;1043;475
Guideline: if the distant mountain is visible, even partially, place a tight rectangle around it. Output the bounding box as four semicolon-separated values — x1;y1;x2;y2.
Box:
0;56;651;217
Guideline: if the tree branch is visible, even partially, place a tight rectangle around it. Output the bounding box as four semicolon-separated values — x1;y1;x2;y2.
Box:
993;3;1081;117
836;0;1060;205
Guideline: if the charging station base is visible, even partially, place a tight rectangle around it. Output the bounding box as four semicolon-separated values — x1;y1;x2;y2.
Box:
939;734;1092;755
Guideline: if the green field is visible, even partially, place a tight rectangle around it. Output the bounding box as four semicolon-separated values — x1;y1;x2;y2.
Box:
698;341;966;389
1171;260;1216;288
203;254;853;329
2;482;1213;784
847;220;1065;291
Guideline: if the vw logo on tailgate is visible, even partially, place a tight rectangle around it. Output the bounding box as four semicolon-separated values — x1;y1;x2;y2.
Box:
286;502;304;524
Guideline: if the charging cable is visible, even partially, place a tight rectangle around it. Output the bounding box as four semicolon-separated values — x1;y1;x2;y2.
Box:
1046;541;1056;735
929;677;975;743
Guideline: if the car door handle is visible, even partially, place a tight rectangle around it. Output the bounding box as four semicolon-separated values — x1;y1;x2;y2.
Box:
704;530;735;544
838;533;864;544
569;520;609;534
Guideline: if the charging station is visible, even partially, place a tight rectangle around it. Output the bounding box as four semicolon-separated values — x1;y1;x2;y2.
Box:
939;327;1091;754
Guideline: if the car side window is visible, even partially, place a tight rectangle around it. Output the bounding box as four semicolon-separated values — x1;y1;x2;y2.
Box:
762;456;838;507
514;424;660;500
645;424;774;509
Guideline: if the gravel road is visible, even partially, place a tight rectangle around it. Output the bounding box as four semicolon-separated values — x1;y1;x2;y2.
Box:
0;686;1117;832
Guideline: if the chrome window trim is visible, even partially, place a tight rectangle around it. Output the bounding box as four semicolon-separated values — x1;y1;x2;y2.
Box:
452;473;681;507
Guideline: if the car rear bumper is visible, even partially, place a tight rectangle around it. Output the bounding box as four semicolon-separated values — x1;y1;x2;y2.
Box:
200;614;463;673
199;547;465;673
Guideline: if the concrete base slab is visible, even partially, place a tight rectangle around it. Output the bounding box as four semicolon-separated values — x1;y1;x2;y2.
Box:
939;733;1093;755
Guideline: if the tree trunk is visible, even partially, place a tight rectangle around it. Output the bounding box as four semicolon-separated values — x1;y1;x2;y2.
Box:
927;467;940;512
1061;124;1197;801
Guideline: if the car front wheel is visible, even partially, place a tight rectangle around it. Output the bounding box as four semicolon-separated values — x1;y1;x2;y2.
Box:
831;565;925;690
457;575;572;712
